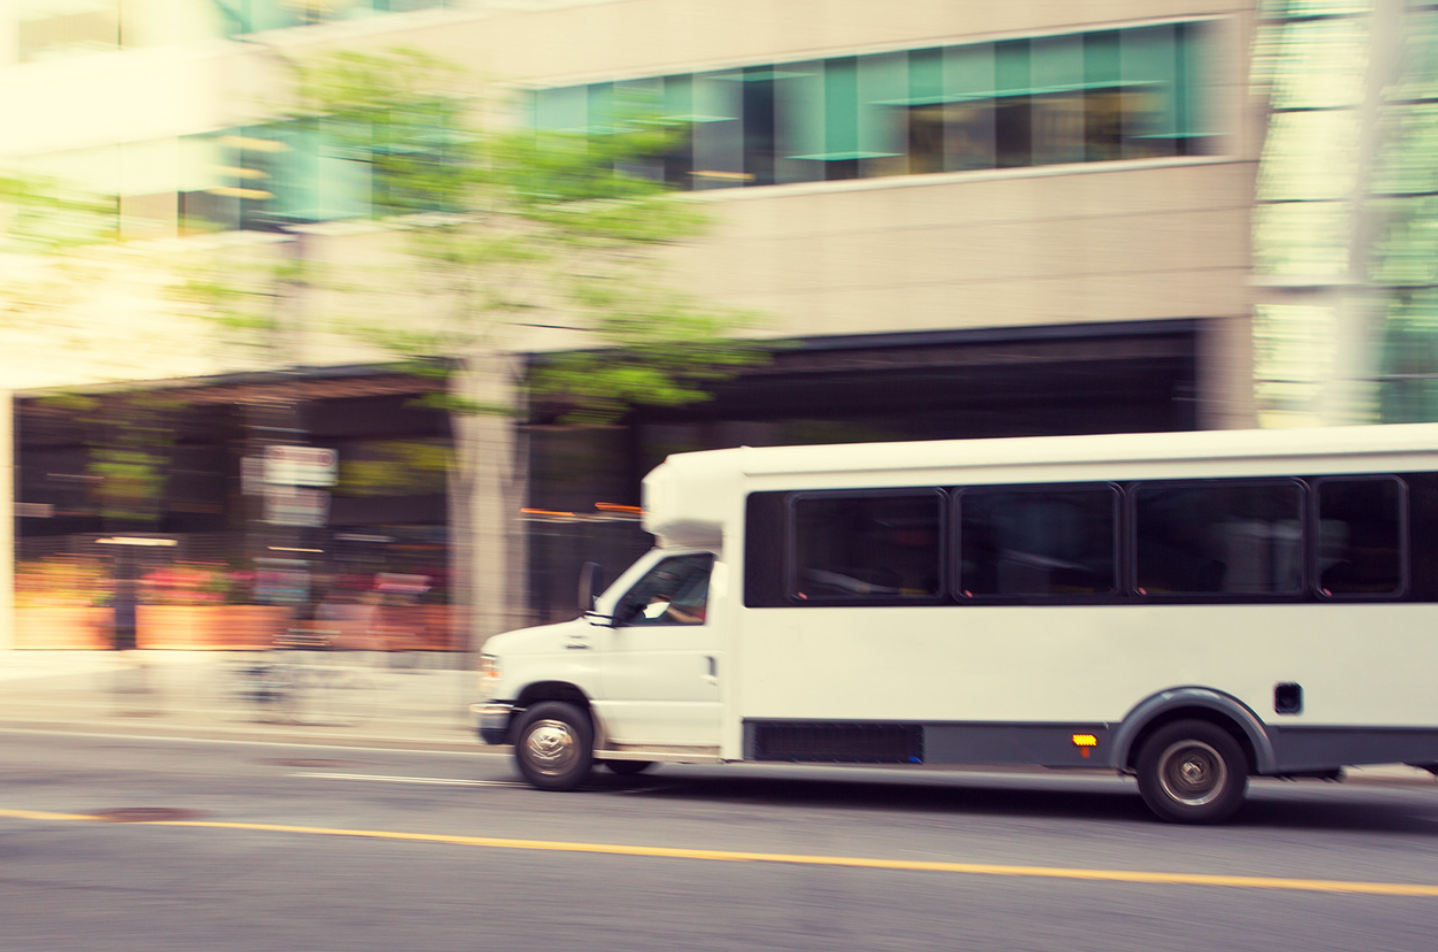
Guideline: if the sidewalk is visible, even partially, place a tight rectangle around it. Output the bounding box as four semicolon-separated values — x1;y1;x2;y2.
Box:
0;649;484;751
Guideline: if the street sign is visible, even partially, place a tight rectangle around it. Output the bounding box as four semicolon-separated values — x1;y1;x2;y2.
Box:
264;446;338;487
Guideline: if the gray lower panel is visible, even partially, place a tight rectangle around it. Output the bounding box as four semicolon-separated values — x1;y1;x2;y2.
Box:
744;719;1438;773
923;723;1111;768
744;720;1111;768
1269;726;1438;772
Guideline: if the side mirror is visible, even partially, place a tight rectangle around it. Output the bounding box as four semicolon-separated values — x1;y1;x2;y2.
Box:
578;561;605;613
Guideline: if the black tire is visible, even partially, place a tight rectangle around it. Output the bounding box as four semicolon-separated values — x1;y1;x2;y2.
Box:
602;760;654;776
514;701;594;791
1136;719;1249;824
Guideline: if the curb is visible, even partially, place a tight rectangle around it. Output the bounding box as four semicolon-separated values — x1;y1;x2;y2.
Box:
0;717;487;754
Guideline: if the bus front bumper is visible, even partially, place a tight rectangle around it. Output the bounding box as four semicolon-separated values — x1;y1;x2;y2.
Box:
470;702;515;745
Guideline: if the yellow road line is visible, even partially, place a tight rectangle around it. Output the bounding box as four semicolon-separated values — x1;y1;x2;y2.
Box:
3;806;1436;897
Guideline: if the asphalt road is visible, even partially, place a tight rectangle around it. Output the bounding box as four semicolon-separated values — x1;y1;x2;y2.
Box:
3;730;1438;952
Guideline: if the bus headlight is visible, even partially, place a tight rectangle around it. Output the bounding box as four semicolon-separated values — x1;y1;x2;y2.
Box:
478;654;502;700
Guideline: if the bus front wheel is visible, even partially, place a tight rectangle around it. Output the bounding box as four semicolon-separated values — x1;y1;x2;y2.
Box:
1136;720;1248;824
515;701;594;790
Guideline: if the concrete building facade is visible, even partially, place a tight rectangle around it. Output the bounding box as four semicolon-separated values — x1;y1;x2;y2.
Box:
1;1;1278;649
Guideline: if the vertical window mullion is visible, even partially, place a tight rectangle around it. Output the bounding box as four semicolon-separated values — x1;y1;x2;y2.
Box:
777;61;825;184
742;67;777;187
857;52;908;179
1121;25;1179;160
994;40;1031;168
534;86;589;133
1083;30;1122;162
691;70;744;189
824;56;859;180
945;43;997;171
587;82;614;134
907;48;944;174
1031;34;1085;166
661;74;696;188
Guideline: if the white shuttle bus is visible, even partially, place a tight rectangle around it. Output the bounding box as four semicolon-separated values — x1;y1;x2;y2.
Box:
475;424;1438;822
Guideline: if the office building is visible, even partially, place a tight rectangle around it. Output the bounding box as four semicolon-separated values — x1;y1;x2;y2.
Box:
5;1;1420;648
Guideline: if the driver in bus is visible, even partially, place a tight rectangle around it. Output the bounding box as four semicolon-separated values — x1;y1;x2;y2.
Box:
635;563;710;625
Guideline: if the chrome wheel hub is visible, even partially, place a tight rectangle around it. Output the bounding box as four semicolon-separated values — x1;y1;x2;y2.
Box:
1158;739;1226;806
524;719;578;776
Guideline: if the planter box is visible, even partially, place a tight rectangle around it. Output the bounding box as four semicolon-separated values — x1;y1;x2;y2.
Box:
13;606;112;650
372;604;460;652
136;605;291;650
12;604;460;651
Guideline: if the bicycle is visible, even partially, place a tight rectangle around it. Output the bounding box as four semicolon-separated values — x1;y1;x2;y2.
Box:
215;635;379;728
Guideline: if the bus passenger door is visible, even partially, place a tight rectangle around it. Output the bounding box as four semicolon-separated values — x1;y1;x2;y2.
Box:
596;553;723;748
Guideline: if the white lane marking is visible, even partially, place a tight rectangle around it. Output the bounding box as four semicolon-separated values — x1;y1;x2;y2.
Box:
292;771;525;787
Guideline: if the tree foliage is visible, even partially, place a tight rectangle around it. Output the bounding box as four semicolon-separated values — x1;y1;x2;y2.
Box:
280;47;769;423
0;169;114;254
1;169;117;333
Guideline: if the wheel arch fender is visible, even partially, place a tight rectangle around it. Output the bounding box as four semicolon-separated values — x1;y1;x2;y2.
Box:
1110;687;1276;775
513;681;607;746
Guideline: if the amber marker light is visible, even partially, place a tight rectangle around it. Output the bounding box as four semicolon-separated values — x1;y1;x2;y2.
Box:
1072;734;1099;759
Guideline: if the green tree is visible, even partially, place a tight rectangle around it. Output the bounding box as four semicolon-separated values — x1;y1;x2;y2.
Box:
185;47;768;646
3;171;182;535
285;48;764;419
0;169;115;335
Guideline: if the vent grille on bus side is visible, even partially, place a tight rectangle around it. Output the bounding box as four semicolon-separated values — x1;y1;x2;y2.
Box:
751;722;923;764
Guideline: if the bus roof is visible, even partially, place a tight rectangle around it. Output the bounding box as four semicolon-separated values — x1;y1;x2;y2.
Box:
641;424;1438;544
679;423;1438;477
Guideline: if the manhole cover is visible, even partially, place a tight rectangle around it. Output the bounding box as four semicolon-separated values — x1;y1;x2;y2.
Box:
91;808;205;823
261;758;363;769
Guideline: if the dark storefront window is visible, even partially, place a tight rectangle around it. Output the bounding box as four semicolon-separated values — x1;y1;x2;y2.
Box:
14;375;455;647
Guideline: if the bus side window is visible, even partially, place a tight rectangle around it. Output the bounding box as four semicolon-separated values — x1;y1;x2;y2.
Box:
957;485;1118;598
789;492;944;602
1316;477;1405;597
1134;480;1303;596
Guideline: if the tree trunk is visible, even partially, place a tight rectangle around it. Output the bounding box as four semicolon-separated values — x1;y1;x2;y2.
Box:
450;354;528;662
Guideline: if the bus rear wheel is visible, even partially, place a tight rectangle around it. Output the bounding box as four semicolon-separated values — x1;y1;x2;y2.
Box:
514;701;594;791
1136;720;1248;824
